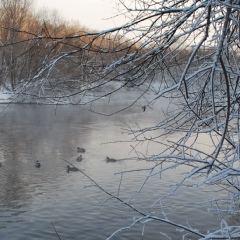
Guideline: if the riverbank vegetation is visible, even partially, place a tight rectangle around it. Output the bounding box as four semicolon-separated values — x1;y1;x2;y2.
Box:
1;0;240;239
0;0;212;103
0;0;139;99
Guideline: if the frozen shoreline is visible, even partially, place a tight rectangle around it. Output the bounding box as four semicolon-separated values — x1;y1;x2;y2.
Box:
0;81;159;105
0;90;12;104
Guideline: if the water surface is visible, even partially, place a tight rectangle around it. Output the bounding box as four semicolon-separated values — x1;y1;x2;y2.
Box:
0;92;227;239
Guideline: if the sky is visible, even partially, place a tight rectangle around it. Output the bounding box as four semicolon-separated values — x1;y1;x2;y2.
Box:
35;0;124;31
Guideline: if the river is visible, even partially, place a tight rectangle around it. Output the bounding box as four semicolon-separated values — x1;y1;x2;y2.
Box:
0;91;228;239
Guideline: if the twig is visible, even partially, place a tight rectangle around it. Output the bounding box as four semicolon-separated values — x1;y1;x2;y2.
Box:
51;222;62;240
64;159;205;238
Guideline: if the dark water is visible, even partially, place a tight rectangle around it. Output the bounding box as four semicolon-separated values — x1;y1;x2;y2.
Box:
0;92;227;239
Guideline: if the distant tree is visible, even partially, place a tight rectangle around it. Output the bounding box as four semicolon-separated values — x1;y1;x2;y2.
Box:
0;0;31;89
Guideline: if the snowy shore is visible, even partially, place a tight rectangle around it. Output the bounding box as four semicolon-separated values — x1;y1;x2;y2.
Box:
0;80;157;105
0;89;12;104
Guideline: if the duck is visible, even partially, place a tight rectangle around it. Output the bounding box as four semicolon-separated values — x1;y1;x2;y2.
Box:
76;155;83;162
35;160;41;168
77;147;86;153
0;162;2;167
67;165;78;173
105;157;117;163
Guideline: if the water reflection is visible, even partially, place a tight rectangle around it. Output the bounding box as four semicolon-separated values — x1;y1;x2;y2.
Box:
0;97;227;239
0;102;147;239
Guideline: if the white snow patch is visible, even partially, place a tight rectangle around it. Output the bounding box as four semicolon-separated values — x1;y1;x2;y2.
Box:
0;88;12;103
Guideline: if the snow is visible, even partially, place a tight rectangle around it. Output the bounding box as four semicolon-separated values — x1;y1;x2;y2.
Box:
0;89;12;103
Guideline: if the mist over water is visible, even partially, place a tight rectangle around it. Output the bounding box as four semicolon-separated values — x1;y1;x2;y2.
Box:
0;92;226;239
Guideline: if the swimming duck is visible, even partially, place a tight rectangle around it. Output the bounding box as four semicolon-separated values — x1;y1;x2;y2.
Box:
77;147;86;153
105;157;117;163
142;105;146;112
67;165;78;173
76;155;83;162
35;160;41;168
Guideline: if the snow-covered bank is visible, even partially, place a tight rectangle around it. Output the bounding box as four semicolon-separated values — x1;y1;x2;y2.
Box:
0;89;13;103
0;80;162;105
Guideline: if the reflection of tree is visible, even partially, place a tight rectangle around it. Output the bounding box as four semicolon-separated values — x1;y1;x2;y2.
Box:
0;105;101;231
0;127;31;214
0;105;96;180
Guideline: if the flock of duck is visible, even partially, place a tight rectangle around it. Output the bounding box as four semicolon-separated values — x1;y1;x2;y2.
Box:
33;147;117;173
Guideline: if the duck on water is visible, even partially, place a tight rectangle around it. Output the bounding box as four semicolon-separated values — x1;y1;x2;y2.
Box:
77;155;83;161
77;147;86;153
105;157;117;163
35;160;41;168
67;165;78;173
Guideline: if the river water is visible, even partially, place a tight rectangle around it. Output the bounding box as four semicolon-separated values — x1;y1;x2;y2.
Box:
0;91;228;239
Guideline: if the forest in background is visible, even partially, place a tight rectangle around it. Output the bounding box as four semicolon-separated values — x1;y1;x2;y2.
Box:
0;0;215;99
0;0;141;95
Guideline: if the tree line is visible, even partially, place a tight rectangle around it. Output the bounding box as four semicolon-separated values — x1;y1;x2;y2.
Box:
0;0;137;93
0;0;197;96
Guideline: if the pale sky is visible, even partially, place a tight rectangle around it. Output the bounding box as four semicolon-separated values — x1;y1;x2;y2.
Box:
35;0;124;31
